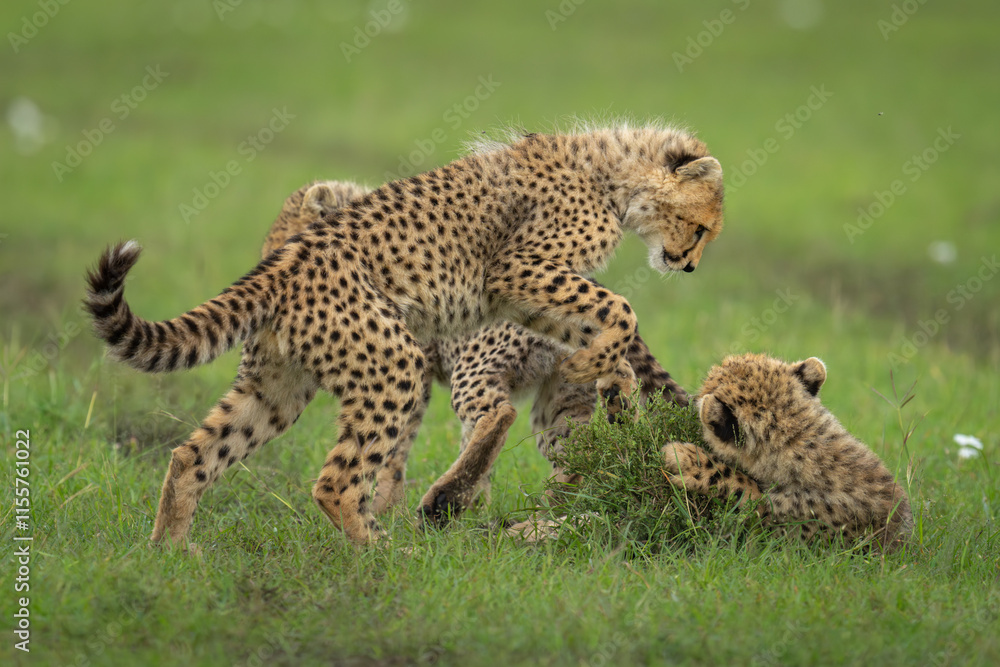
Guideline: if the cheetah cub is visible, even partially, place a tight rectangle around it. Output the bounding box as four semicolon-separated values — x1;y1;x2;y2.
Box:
267;181;689;527
662;354;913;550
85;124;723;546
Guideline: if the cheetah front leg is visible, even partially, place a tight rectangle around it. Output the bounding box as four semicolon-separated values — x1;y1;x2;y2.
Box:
661;442;763;506
487;253;639;408
625;334;688;406
519;275;687;407
519;310;633;420
661;445;831;539
532;335;689;505
523;313;689;409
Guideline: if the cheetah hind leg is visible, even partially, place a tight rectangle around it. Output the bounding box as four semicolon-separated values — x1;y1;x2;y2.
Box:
150;332;316;549
369;347;434;516
418;401;518;528
368;405;423;517
530;372;597;506
312;370;426;544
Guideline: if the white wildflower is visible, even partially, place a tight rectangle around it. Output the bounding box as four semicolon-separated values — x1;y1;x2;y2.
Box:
954;434;984;459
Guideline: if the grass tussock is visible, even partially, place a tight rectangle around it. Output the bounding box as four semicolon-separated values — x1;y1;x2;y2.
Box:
547;393;762;555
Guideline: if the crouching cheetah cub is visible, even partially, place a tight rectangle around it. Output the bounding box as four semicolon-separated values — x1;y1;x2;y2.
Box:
85;124;724;546
662;354;913;550
267;180;689;526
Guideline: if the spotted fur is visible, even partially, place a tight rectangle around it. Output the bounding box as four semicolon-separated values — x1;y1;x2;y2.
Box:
85;124;724;546
265;181;690;526
662;354;913;550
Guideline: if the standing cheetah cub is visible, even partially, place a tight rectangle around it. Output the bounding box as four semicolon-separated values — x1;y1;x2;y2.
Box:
662;354;913;550
85;124;724;546
267;180;689;526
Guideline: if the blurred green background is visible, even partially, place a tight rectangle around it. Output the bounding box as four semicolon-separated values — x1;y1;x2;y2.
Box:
3;0;997;457
3;0;998;364
1;1;998;664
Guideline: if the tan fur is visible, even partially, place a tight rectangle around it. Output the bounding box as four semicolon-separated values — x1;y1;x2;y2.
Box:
265;181;690;525
662;354;913;550
85;126;723;545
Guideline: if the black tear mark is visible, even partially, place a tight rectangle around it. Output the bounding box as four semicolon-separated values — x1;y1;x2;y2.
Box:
709;400;741;444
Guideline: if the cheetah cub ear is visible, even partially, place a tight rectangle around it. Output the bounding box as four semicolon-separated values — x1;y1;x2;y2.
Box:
302;182;343;218
699;394;741;445
675;156;723;184
792;357;827;396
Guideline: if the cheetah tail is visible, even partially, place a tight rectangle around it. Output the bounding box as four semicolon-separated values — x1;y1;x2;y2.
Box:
84;240;279;373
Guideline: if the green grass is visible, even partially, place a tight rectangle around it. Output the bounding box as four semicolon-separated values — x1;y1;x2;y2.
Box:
549;396;743;554
2;0;999;664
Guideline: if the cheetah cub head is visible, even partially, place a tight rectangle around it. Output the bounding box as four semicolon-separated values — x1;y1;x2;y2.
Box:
263;180;370;258
301;180;370;219
623;156;724;275
694;353;827;461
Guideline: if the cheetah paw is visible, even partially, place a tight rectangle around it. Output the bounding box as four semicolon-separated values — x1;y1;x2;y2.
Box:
560;348;604;384
418;491;464;528
148;537;203;558
600;385;633;424
504;516;564;543
597;371;638;424
661;443;693;478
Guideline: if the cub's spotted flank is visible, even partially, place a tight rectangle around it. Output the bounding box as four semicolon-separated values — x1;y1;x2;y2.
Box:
662;354;913;550
85;124;724;545
265;181;690;526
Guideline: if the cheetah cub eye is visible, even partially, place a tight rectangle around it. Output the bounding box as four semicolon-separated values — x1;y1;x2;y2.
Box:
698;394;742;445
